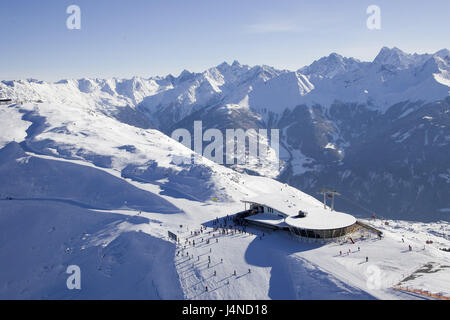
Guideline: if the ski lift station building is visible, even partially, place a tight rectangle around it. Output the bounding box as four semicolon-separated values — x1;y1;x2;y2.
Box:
241;194;357;239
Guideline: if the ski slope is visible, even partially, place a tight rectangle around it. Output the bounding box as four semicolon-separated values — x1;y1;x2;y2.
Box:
0;101;449;299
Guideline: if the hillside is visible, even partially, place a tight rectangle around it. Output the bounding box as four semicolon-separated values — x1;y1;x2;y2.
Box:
1;47;449;221
0;100;449;299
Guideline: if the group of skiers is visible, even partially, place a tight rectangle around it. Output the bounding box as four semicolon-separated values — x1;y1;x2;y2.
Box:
176;218;260;294
337;233;418;265
339;247;369;263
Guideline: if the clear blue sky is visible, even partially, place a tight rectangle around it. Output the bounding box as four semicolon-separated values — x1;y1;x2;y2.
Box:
1;0;449;81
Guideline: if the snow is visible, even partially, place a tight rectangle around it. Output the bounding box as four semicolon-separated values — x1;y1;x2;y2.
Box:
285;209;356;231
170;215;450;300
0;47;448;183
249;71;314;113
0;105;31;148
434;73;450;87
325;142;337;150
288;148;315;176
1;48;448;125
3;172;448;300
245;213;288;228
392;129;413;143
137;62;284;123
0;77;167;110
243;192;356;230
399;107;415;118
0;136;449;299
0;200;183;299
0;49;449;299
0;143;181;213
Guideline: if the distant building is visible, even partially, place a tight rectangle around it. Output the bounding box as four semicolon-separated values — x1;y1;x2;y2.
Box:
241;193;357;240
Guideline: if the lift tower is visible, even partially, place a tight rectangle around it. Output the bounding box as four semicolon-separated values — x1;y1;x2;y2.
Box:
318;189;340;211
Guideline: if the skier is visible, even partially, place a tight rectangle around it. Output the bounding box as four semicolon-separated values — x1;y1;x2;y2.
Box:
366;256;368;263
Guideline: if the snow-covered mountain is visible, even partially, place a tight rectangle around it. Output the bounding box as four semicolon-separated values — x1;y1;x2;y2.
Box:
3;47;450;300
1;47;449;221
136;46;450;119
137;62;285;129
2;47;448;117
2;47;448;124
1;99;449;300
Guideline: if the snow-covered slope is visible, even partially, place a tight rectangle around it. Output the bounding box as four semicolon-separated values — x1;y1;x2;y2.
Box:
2;48;447;181
0;200;184;299
0;98;449;299
0;77;172;130
0;77;168;107
1;47;449;219
1;48;449;299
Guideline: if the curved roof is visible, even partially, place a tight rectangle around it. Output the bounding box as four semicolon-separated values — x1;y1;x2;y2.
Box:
285;209;356;230
243;193;356;230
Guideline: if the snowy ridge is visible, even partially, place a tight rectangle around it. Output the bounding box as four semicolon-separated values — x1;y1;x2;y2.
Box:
2;47;447;128
0;47;449;299
0;100;449;299
1;77;168;107
136;62;285;126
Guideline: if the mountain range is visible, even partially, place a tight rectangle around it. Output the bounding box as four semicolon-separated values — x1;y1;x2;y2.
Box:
1;46;449;221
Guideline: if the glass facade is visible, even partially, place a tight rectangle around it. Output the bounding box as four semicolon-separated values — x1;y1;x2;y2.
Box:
288;224;357;239
246;201;357;239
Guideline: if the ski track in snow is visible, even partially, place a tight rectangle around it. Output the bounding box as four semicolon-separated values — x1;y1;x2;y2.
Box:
0;99;449;299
